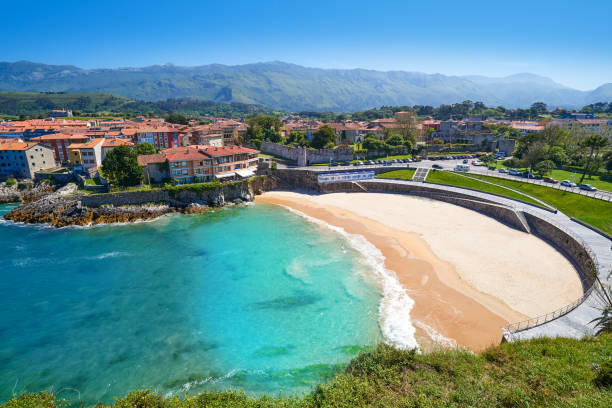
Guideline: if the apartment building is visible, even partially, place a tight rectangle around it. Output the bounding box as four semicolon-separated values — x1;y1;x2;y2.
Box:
135;127;183;149
68;138;104;169
101;138;134;161
138;145;259;184
0;142;57;179
30;133;89;163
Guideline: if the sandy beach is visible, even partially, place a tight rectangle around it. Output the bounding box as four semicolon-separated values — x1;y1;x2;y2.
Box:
255;191;583;351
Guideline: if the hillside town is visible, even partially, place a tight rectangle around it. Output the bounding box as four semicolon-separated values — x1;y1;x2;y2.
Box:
0;110;611;186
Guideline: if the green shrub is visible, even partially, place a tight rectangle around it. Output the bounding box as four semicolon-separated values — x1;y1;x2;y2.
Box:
594;359;612;389
4;178;16;187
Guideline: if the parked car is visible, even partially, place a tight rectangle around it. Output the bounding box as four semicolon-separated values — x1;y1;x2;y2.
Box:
354;161;363;166
543;177;559;183
462;159;468;164
330;162;338;167
508;169;521;176
498;168;507;173
522;171;537;179
432;164;443;169
560;180;577;187
578;184;597;191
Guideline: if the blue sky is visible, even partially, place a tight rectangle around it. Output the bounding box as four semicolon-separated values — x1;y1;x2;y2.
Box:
1;0;610;90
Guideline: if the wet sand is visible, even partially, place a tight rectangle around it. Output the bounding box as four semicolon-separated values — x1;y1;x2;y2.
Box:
255;191;583;351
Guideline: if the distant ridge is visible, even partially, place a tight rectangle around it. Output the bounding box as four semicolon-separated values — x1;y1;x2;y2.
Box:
0;61;610;112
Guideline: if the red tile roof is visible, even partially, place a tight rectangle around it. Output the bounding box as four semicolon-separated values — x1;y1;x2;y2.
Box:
137;153;167;166
0;141;40;151
102;138;134;148
68;138;104;149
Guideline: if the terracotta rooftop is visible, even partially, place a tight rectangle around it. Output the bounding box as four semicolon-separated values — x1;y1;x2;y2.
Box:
0;141;41;151
137;153;167;166
102;138;134;148
68;138;104;149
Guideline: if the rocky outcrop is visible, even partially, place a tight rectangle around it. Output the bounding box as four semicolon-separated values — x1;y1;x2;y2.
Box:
3;176;280;227
0;180;55;204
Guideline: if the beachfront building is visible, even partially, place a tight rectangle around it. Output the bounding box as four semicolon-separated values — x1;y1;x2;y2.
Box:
68;138;104;170
30;133;90;163
138;145;259;184
0;142;57;179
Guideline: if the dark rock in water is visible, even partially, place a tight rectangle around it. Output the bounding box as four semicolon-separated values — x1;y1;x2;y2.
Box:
249;293;321;310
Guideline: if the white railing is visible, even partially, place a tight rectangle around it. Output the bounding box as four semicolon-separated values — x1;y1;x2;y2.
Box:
504;213;601;334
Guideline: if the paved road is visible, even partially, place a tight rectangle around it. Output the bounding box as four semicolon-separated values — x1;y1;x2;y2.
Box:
300;158;612;201
361;178;612;341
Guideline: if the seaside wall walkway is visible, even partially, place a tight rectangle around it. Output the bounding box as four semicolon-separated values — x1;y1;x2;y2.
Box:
267;168;612;342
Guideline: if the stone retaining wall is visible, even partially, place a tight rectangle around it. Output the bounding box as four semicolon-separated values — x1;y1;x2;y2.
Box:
523;212;598;289
81;177;276;208
260;142;353;165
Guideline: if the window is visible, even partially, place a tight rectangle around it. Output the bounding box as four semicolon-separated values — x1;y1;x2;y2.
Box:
182;169;188;175
182;161;187;167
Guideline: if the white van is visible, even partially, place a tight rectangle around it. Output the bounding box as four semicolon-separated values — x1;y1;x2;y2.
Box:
455;164;470;172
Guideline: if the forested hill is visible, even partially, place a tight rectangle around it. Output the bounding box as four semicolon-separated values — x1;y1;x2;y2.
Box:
0;91;275;118
1;61;611;112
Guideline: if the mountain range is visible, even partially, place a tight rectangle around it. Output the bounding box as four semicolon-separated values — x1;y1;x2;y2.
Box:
0;61;610;112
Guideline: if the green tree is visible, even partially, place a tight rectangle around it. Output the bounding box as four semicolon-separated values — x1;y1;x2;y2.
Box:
166;112;188;125
310;126;337;149
101;145;143;187
579;134;609;183
133;142;156;156
287;131;309;147
480;153;495;165
534;160;555;176
549;145;569;166
362;133;387;152
385;134;404;146
246;115;282;143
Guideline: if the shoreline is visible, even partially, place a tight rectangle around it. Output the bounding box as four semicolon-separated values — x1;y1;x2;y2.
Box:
255;191;583;351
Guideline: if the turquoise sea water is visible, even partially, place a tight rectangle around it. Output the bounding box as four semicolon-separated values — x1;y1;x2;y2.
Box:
0;203;383;406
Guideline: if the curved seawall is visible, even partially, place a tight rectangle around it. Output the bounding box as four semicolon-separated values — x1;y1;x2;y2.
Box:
264;168;610;341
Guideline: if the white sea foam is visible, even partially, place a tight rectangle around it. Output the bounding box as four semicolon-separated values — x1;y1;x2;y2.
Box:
88;251;127;260
279;205;419;350
414;320;458;348
177;368;243;393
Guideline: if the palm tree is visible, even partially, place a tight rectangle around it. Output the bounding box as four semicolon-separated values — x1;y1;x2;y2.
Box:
579;134;608;183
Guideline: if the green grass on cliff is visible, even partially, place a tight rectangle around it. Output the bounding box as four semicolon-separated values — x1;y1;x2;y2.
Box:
424;170;545;207
467;174;612;235
4;334;611;408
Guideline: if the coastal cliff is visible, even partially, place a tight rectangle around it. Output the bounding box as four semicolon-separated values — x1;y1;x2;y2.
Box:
3;176;279;227
0;180;55;204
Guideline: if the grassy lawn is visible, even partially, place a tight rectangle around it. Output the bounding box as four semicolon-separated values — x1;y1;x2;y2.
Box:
108;184;158;193
375;169;416;180
469;174;612;235
7;334;612;407
548;169;612;192
486;162;612;192
426;170;545;207
84;177;102;186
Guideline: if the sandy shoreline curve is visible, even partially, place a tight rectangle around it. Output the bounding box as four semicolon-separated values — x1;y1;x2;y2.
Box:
255;191;583;351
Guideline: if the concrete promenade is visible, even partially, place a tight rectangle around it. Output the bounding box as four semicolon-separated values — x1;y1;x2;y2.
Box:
359;178;612;341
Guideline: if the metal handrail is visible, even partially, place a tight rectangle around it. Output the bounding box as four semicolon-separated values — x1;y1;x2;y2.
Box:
504;211;602;334
504;283;598;333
